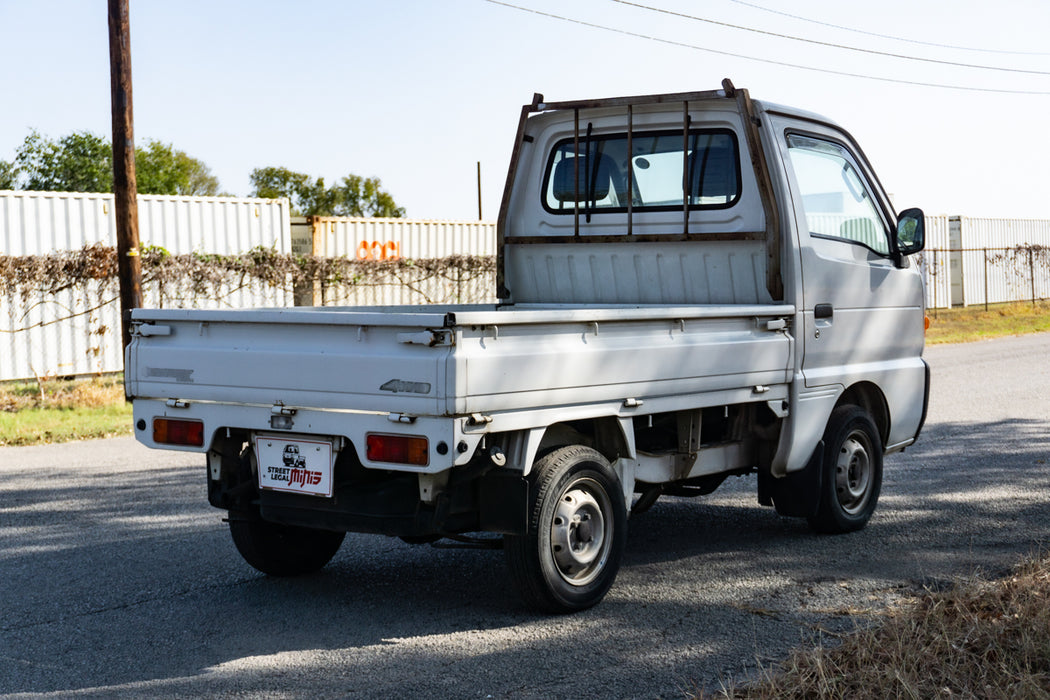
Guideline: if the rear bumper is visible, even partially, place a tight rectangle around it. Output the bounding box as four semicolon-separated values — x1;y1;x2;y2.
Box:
131;398;483;473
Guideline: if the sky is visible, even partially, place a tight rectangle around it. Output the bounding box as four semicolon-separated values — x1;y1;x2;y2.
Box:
1;0;1048;221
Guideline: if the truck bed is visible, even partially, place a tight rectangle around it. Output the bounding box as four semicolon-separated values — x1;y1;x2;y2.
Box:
126;303;795;419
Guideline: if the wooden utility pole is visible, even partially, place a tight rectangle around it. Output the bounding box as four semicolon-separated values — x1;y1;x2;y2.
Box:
108;0;142;353
477;161;483;221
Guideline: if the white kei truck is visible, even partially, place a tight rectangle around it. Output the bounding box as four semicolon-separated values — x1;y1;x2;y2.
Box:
126;81;929;613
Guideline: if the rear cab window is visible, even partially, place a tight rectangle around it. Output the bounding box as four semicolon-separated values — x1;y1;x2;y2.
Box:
542;129;741;214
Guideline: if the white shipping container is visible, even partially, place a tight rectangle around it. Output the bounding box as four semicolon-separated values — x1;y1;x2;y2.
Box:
0;191;292;380
139;194;290;255
954;217;1050;307
0;190;113;254
919;215;952;310
290;217;497;306
304;217;496;260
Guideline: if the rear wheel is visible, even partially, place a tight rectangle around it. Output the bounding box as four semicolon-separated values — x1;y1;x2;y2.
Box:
807;405;883;534
504;445;627;613
229;515;345;576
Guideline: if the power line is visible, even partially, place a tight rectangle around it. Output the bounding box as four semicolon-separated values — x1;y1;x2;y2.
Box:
611;0;1050;76
481;0;1050;95
726;0;1050;57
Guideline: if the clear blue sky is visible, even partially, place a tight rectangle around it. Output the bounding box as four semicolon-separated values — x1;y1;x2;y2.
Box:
1;0;1048;220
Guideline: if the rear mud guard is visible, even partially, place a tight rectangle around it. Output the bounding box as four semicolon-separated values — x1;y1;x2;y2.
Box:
759;440;824;518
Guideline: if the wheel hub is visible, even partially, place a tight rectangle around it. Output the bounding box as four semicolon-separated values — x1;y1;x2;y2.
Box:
835;432;871;514
550;486;608;585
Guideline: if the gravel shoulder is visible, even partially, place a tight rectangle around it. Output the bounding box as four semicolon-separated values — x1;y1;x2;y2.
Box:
1;334;1048;698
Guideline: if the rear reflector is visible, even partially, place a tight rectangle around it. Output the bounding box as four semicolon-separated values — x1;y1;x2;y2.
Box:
153;417;205;447
366;433;429;466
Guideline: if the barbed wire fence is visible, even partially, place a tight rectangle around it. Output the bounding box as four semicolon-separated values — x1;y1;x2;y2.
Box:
0;244;497;380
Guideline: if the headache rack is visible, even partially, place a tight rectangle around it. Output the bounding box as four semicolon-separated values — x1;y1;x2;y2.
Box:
495;78;783;302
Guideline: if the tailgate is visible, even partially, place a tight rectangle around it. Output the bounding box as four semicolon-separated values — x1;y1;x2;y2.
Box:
125;307;456;416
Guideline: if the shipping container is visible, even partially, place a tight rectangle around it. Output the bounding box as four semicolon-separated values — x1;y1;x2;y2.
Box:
299;216;496;259
951;217;1050;307
918;215;952;310
0;191;292;380
289;216;497;306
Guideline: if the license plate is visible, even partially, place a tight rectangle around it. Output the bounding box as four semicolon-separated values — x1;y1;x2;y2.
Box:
254;436;334;498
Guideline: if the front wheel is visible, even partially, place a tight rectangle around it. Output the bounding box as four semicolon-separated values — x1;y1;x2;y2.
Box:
807;405;883;534
229;515;345;576
504;445;627;613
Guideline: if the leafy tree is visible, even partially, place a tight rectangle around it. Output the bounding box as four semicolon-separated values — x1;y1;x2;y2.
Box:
250;166;405;217
336;174;406;218
249;166;311;208
136;140;221;196
6;130;221;195
16;130;112;192
0;159;14;190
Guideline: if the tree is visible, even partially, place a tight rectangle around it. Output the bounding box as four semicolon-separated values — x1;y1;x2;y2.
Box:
249;166;309;202
336;174;406;218
0;160;14;190
136;140;220;196
16;130;113;192
5;130;221;195
249;166;405;217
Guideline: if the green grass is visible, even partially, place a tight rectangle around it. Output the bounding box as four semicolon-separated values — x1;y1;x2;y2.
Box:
0;375;131;446
926;300;1050;344
0;402;132;446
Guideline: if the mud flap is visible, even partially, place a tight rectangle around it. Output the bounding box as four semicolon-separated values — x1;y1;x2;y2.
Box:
479;469;529;535
914;359;931;441
759;439;824;518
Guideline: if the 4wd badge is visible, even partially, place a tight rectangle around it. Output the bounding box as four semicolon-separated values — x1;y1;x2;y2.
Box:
380;379;432;394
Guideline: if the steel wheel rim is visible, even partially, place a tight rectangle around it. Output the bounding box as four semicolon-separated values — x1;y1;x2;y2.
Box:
835;430;872;515
549;477;613;586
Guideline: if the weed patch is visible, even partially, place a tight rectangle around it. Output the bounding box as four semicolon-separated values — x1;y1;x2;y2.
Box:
0;375;130;445
704;554;1050;698
926;301;1050;344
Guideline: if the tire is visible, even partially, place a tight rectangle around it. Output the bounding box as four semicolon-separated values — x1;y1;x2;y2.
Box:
229;515;345;576
504;445;627;613
807;405;883;534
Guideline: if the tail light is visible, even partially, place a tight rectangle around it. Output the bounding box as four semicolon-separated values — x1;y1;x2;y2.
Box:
153;418;205;447
366;434;428;466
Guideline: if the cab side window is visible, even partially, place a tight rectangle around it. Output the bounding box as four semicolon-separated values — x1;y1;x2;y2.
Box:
786;134;890;255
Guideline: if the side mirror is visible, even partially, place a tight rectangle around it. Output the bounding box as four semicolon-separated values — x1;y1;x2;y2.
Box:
896;207;925;256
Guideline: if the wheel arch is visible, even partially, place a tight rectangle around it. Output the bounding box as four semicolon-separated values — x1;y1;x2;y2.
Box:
533;416;631;470
836;381;890;448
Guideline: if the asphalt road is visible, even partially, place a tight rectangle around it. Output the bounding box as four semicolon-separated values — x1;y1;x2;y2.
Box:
2;333;1049;698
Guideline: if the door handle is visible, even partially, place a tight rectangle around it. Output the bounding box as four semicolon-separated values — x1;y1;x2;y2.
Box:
814;303;834;319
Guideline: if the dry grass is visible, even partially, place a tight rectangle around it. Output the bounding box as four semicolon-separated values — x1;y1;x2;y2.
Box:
0;374;132;445
0;374;126;411
705;554;1050;699
926;301;1050;344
